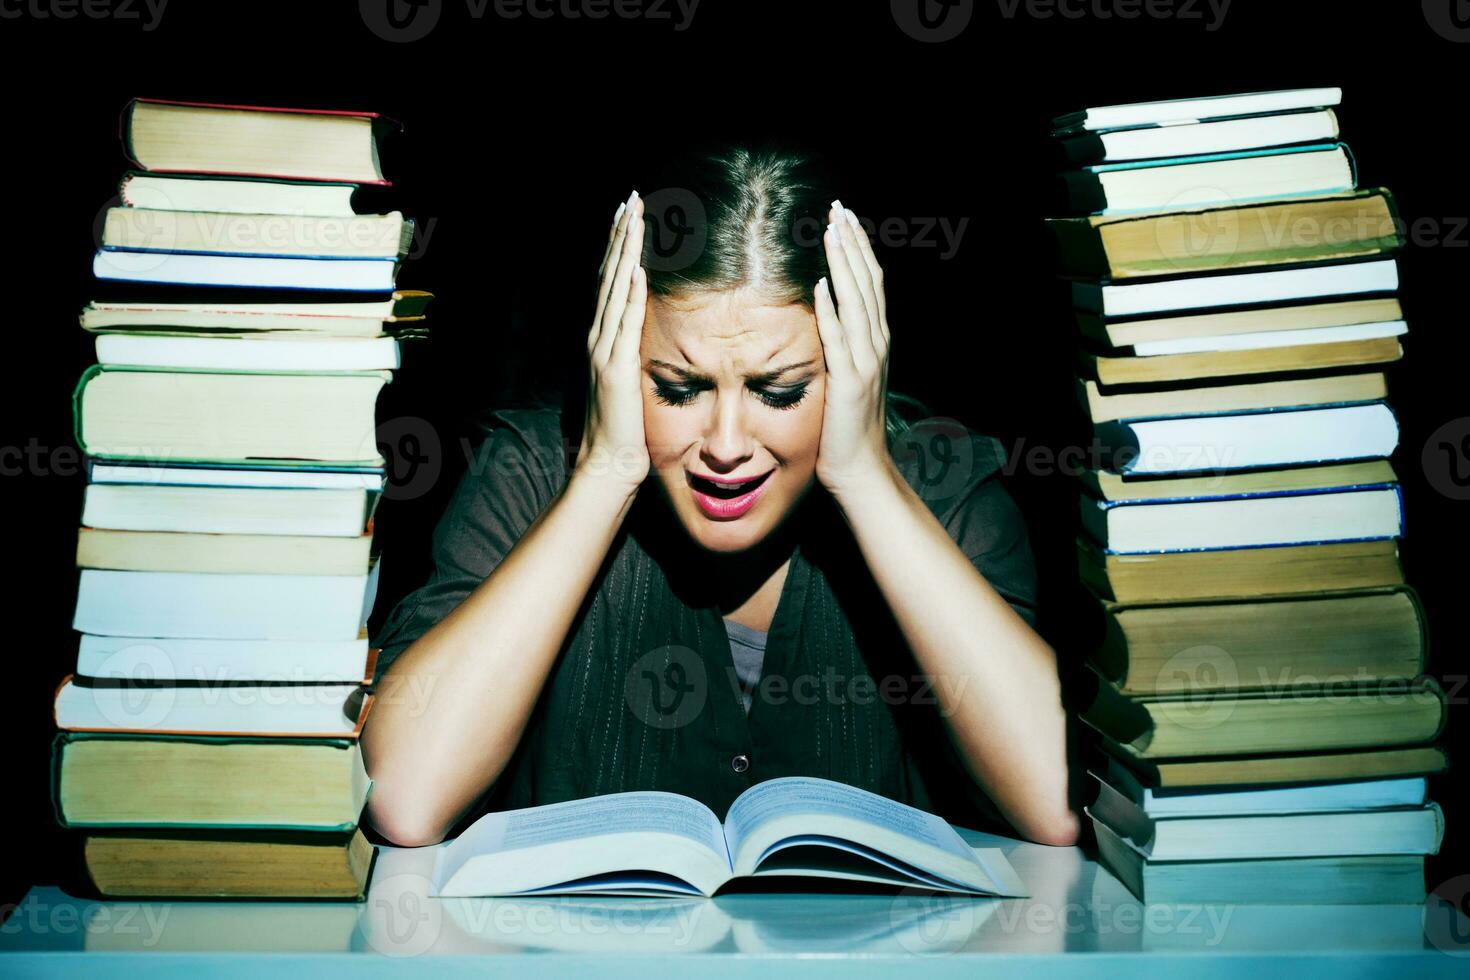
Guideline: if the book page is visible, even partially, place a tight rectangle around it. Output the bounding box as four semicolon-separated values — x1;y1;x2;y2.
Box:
495;792;725;854
722;777;1013;893
514;872;706;897
747;835;977;891
724;777;976;863
432;792;730;896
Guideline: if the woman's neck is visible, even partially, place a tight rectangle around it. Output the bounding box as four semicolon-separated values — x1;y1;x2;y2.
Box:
709;524;796;624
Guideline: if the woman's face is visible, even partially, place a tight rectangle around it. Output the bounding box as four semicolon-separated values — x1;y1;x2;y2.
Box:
641;286;826;553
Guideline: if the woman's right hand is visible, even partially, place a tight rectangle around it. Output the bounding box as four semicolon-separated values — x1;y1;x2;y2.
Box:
576;190;651;495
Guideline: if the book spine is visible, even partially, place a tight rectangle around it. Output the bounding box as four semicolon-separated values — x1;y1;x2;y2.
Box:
1045;216;1109;279
363;647;381;685
117;98;141;171
1056;170;1106;216
1399;580;1429;672
51;673;74;730
1426;677;1449;743
1341;140;1360;190
1372;186;1406;252
70;364;105;458
49;730;73;828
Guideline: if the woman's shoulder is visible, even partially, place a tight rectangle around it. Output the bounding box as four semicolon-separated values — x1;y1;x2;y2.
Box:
888;416;1010;516
470;403;571;454
462;403;575;496
888;416;1039;625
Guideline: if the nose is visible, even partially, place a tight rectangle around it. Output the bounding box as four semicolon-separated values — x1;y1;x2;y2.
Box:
698;388;755;475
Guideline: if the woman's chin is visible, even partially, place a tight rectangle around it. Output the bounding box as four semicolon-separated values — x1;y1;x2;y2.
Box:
680;514;769;553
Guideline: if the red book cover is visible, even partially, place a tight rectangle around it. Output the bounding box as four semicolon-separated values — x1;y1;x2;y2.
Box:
119;97;401;187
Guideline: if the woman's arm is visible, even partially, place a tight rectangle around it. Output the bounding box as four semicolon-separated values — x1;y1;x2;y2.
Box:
363;470;640;847
829;462;1078;846
363;193;652;846
812;203;1078;846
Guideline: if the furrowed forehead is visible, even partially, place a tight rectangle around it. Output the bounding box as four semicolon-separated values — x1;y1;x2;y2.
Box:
645;291;814;346
641;289;820;382
647;356;817;383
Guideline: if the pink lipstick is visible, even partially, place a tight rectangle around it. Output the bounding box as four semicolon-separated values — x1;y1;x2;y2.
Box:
688;469;773;519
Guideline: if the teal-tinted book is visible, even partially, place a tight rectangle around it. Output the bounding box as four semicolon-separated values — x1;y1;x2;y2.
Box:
71;362;392;466
82;825;375;900
1057;142;1357;216
51;730;372;832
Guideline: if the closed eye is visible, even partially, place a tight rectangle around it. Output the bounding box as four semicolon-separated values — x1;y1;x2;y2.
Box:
753;383;808;410
649;379;809;410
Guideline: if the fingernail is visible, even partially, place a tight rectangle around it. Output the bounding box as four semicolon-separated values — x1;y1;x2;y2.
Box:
844;207;860;229
831;198;844;216
614;202;626;222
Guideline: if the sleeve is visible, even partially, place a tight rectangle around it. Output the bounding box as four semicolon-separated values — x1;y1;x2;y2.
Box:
945;432;1041;630
894;420;1045;837
896;418;1041;629
368;410;567;686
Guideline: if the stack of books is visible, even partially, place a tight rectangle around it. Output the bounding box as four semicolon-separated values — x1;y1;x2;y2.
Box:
1046;88;1448;905
53;99;433;899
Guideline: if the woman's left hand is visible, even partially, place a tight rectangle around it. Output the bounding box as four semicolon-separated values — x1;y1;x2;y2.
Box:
814;201;898;503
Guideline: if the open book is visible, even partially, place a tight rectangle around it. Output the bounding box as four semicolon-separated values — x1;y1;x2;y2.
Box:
431;776;1027;898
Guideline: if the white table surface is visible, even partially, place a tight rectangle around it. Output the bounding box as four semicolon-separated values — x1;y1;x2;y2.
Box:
2;827;1466;977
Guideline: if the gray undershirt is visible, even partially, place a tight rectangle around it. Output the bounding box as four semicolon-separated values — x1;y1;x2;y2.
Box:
722;617;769;714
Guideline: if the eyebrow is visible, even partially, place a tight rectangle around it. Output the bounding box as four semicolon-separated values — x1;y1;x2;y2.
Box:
647;359;817;384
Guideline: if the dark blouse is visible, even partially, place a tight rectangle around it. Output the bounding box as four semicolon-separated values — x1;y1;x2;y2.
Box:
368;407;1041;838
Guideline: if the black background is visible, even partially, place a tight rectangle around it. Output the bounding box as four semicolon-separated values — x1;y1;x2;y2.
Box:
2;0;1466;912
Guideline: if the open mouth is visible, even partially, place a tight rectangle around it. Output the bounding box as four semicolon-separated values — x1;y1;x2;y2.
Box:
687;470;773;500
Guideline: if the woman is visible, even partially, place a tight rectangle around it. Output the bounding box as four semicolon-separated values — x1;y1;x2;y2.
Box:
362;145;1078;849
